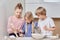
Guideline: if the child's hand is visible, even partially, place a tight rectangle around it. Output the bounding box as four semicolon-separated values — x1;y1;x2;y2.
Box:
43;26;48;31
17;28;23;33
11;26;16;32
19;34;24;37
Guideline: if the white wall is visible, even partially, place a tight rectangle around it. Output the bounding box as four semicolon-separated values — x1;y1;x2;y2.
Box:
0;0;7;36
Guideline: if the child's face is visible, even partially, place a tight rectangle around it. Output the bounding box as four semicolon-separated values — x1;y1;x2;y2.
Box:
15;8;22;18
25;16;32;23
36;10;46;19
37;14;44;19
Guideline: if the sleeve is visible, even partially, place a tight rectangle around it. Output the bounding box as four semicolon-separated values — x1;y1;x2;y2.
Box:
17;19;25;32
49;18;55;28
22;22;25;34
37;20;40;27
34;21;38;27
34;21;40;29
7;16;12;33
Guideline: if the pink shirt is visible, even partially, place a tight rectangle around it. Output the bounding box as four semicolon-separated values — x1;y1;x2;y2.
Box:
7;16;24;34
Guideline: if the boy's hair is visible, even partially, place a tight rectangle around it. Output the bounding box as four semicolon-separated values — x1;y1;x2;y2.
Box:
36;7;46;16
25;11;33;21
15;3;23;10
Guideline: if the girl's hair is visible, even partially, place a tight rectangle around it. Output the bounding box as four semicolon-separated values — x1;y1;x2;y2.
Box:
24;11;33;21
36;7;46;16
15;3;23;10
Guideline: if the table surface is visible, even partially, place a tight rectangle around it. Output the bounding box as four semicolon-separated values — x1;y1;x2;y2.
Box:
0;37;60;40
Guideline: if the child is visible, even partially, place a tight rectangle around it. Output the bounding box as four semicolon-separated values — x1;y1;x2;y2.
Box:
23;11;38;37
35;7;56;36
7;3;24;37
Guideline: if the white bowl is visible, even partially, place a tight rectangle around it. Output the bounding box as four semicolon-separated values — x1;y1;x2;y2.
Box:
32;33;45;39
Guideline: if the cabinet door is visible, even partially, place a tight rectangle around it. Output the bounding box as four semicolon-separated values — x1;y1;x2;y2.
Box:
25;0;40;4
44;0;60;2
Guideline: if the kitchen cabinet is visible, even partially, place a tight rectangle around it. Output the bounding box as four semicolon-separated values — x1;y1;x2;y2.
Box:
25;0;60;18
25;0;40;4
44;0;60;2
25;4;40;18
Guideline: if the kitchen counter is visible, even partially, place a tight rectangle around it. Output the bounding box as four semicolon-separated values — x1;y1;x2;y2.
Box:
0;37;60;40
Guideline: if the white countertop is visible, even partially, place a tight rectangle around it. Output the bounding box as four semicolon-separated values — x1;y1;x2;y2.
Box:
0;35;60;40
0;37;60;40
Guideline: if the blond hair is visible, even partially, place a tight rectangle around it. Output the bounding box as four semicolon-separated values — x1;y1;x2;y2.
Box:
25;11;33;21
36;7;46;16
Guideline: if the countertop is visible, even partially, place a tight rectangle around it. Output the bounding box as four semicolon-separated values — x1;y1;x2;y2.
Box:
0;37;60;40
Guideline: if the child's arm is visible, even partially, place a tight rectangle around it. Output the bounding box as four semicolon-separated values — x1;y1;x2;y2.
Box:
11;23;18;37
10;23;16;31
43;18;56;31
7;17;18;37
48;18;56;31
47;27;56;31
18;23;25;37
7;17;16;33
17;19;25;33
43;26;56;31
32;22;35;33
34;21;41;33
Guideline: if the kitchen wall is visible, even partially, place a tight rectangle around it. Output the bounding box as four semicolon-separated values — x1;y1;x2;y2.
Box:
0;0;6;36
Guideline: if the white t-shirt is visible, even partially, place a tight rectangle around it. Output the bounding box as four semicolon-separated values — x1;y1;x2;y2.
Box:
38;17;55;36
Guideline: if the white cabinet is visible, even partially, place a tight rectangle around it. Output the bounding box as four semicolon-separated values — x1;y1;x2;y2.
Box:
25;0;60;18
25;4;41;18
44;0;60;2
25;3;60;18
25;0;40;4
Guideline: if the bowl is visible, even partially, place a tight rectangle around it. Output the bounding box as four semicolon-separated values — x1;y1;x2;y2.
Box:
32;33;45;39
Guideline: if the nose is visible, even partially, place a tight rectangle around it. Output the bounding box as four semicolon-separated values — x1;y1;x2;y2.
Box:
18;12;21;15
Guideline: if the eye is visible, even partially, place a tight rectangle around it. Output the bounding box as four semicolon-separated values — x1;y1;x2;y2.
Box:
35;13;37;15
16;12;19;13
19;12;22;14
